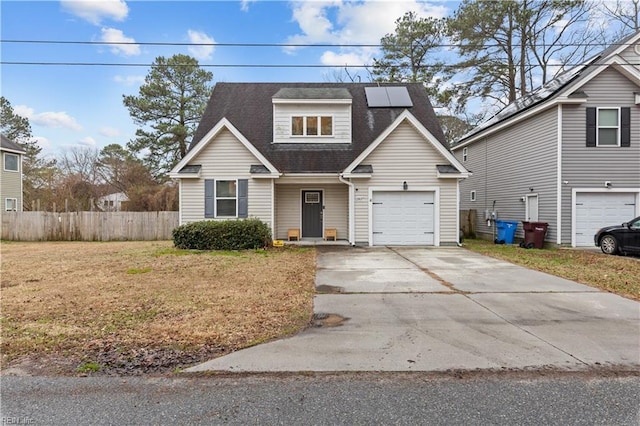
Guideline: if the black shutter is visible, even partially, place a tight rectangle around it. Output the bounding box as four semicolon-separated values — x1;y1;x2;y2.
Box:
204;179;215;218
621;107;630;147
586;107;596;147
238;179;248;218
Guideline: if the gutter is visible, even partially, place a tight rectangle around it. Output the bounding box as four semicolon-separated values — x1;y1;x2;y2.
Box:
338;174;356;246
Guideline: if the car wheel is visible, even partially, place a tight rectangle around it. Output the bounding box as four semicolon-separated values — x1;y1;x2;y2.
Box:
600;235;618;255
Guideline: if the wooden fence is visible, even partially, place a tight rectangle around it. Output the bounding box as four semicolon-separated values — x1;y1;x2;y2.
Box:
1;211;179;241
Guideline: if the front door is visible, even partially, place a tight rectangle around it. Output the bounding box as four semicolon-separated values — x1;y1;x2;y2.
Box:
302;190;323;238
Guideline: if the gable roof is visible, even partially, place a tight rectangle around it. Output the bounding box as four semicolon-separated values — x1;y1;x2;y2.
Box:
1;134;26;154
343;110;468;177
452;29;640;149
188;82;447;174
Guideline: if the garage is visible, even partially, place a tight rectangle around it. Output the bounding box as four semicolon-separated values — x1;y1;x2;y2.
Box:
372;191;435;246
575;192;637;246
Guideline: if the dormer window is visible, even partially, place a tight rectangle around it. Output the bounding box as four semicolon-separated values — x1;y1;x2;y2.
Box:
292;116;333;136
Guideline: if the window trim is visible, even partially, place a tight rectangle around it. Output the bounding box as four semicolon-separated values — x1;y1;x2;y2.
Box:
596;107;620;147
290;115;334;137
470;190;476;202
462;147;468;162
3;153;19;172
215;179;238;218
5;198;18;211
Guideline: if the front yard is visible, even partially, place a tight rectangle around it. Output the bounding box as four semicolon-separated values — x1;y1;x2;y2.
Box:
1;239;638;376
0;241;316;375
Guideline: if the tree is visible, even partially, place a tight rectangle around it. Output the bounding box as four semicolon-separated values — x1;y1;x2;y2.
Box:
123;54;213;178
96;143;136;192
599;0;639;39
449;0;595;108
371;12;465;112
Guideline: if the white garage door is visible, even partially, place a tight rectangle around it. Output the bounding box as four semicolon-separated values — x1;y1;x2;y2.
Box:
372;191;435;246
575;192;637;246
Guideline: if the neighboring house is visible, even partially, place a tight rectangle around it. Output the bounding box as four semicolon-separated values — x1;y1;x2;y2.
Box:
170;83;469;246
451;30;640;247
97;192;129;211
0;134;26;216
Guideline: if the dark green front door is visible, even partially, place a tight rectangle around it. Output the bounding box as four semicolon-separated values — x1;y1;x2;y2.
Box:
302;190;323;238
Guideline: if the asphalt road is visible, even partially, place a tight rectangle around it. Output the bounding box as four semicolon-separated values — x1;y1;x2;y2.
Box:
2;372;639;425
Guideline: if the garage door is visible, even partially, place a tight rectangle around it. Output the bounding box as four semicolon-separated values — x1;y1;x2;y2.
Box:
372;191;435;246
575;192;636;246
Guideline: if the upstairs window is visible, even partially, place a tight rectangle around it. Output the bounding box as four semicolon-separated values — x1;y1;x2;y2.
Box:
586;107;630;147
597;108;619;146
4;153;18;172
291;116;333;137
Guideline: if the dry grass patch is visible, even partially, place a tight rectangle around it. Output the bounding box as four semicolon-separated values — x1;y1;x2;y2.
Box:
463;239;640;300
1;241;316;375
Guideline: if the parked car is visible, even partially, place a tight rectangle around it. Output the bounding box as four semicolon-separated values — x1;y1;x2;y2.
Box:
594;216;640;255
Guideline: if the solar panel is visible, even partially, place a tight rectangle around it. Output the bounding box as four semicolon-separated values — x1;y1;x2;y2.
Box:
386;87;413;107
365;87;390;107
365;86;413;107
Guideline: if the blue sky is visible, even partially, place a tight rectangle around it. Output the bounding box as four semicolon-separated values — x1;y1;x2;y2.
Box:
1;0;458;157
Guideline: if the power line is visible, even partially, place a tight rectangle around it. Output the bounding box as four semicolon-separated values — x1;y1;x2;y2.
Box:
1;61;637;69
0;39;635;49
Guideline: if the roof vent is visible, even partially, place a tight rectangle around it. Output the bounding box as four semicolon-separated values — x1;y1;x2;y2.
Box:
365;86;413;108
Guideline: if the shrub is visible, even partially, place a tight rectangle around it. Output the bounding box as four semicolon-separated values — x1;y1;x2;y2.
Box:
172;218;271;250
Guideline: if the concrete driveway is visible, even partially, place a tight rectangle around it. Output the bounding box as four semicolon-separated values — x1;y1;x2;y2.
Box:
187;246;640;373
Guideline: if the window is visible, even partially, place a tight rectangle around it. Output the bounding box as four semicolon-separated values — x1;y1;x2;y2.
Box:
470;190;476;202
597;108;619;146
205;179;248;219
5;198;18;211
291;116;333;136
4;153;18;172
462;147;468;162
586;107;630;147
216;180;237;217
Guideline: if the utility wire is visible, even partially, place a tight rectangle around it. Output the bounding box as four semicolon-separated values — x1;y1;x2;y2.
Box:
0;39;636;49
1;61;637;68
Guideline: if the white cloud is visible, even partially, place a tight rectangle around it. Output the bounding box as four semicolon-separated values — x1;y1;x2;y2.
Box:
79;136;97;146
287;0;450;66
240;0;255;12
113;74;145;85
32;136;52;152
187;30;215;61
19;107;83;132
61;0;128;25
320;49;374;66
101;27;140;56
99;127;121;138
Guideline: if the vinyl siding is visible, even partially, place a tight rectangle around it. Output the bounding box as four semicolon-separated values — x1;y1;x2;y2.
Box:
179;129;273;227
456;107;559;242
352;121;459;245
1;152;22;215
273;104;351;144
274;184;348;240
560;67;640;243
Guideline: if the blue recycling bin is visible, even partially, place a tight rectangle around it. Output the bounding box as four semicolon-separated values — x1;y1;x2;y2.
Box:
495;220;519;244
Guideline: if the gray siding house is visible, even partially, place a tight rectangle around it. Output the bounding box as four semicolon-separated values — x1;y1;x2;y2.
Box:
170;83;469;246
452;30;640;247
0;135;25;217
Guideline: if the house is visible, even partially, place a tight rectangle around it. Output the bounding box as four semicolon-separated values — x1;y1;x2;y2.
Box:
451;30;640;247
1;134;26;216
97;191;129;211
169;83;469;246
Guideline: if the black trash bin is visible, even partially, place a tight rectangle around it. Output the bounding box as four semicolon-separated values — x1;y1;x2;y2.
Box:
520;221;548;249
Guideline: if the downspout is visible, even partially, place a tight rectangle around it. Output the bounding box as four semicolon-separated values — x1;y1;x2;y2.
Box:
338;174;355;246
